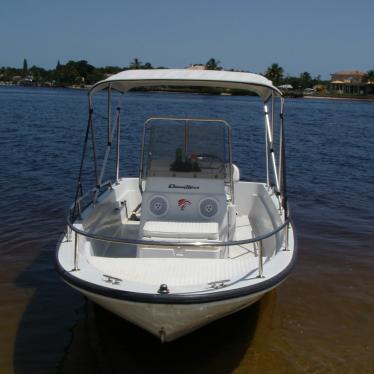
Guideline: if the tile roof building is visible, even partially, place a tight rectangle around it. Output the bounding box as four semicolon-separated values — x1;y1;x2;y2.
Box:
329;70;367;95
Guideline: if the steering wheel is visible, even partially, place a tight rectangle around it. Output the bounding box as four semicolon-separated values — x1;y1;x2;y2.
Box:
196;153;224;162
195;153;225;172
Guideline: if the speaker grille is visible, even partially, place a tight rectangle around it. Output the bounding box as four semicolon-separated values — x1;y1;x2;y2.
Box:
149;195;168;216
199;198;219;218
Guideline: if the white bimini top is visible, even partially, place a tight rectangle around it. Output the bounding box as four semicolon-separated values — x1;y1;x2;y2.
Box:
89;69;281;101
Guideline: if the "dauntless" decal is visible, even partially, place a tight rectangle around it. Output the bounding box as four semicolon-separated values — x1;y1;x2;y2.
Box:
168;184;199;190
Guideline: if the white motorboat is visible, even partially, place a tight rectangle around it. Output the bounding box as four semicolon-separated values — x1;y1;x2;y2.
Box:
56;69;297;342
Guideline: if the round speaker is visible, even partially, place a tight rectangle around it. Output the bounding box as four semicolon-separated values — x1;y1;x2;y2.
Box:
149;195;168;217
199;197;219;219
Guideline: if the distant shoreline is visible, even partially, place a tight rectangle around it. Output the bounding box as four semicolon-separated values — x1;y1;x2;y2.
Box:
303;95;374;102
1;83;374;101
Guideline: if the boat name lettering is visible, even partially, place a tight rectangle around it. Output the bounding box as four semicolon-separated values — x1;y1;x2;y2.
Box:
168;184;199;190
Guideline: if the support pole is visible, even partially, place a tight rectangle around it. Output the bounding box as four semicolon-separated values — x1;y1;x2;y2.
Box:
279;98;288;220
90;114;99;191
72;108;93;219
184;120;189;159
138;121;148;194
107;84;112;145
228;125;234;203
116;107;121;183
93;111;119;204
265;117;270;186
264;104;280;191
271;92;275;143
278;99;284;194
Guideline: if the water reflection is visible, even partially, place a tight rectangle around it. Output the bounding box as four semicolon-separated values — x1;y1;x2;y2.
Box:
58;293;279;374
12;248;83;374
11;242;278;374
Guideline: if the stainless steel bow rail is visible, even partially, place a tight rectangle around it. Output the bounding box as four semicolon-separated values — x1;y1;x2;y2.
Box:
65;199;291;279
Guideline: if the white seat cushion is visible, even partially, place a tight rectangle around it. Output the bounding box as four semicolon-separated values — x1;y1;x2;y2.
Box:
143;221;219;240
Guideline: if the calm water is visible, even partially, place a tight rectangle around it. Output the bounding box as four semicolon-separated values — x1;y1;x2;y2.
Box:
0;86;373;373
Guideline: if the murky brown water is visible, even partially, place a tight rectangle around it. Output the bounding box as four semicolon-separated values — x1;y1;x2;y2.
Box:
1;87;373;373
1;228;373;373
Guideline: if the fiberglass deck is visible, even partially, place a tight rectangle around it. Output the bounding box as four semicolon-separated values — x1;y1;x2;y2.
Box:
89;214;257;259
85;215;260;288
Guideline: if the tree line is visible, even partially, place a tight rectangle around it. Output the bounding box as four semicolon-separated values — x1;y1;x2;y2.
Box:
0;58;226;87
1;58;373;91
0;58;159;87
264;63;374;91
264;63;328;90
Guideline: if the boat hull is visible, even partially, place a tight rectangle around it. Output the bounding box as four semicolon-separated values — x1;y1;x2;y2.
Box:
71;285;265;342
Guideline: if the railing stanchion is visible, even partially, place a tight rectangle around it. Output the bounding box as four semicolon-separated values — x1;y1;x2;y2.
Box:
258;240;264;278
66;225;72;242
284;222;289;251
74;231;79;271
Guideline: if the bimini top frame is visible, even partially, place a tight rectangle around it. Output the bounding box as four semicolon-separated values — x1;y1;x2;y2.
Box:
88;69;282;103
77;68;287;218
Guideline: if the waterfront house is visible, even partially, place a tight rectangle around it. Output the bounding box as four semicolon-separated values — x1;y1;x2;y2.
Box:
187;64;206;70
329;70;366;95
278;84;293;91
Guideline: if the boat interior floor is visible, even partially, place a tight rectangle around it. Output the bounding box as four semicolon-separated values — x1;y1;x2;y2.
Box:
89;214;257;260
81;214;264;289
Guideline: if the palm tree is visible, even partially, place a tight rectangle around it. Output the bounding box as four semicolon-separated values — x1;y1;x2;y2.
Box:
264;63;284;86
363;70;374;94
129;58;142;69
142;62;153;69
205;58;222;70
22;58;28;76
363;70;374;84
299;71;312;89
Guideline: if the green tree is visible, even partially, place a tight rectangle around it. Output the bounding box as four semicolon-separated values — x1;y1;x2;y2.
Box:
363;70;374;94
54;61;79;86
205;58;222;70
29;65;47;83
102;66;122;74
23;58;28;76
87;69;104;84
264;63;284;86
74;60;94;78
363;70;374;83
142;62;153;69
299;71;312;89
129;58;142;69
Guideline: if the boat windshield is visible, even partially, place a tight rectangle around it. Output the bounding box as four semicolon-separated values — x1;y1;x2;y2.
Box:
142;118;230;180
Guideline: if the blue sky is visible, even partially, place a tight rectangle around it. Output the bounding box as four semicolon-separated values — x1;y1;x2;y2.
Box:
1;0;373;79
